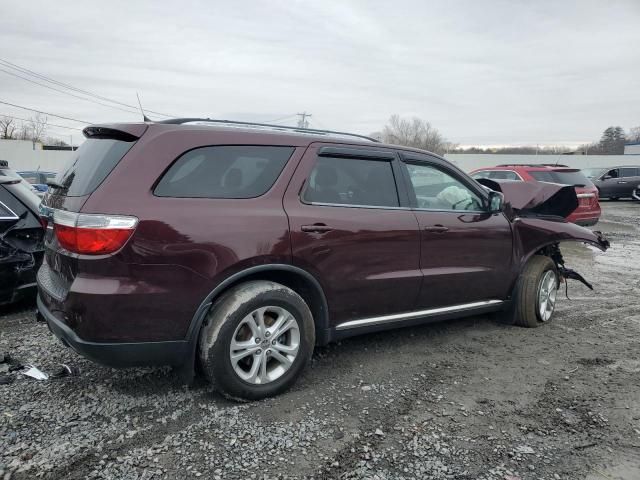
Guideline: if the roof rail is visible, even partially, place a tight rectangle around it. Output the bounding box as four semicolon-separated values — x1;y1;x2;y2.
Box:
497;163;570;168
157;118;380;143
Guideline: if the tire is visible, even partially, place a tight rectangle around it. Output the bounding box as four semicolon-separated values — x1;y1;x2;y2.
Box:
513;255;559;328
198;280;315;401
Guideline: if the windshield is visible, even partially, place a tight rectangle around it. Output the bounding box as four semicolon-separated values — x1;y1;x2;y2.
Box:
529;170;594;187
581;168;606;179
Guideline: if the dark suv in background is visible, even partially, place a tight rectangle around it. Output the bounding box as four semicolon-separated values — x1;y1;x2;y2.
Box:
37;120;609;400
582;166;640;200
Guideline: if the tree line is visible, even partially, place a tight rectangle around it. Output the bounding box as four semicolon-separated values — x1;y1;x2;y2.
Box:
0;114;69;147
373;115;640;155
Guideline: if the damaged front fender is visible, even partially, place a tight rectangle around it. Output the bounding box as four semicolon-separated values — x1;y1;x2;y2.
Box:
513;217;609;266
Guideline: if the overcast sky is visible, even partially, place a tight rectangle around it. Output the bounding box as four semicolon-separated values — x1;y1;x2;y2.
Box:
1;0;639;146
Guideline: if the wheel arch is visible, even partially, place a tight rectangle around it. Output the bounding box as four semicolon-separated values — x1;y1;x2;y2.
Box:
185;264;330;350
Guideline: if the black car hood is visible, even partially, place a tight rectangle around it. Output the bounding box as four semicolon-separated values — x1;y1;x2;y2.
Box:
476;178;578;219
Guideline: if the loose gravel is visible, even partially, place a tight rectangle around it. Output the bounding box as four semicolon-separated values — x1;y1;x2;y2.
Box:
1;202;639;479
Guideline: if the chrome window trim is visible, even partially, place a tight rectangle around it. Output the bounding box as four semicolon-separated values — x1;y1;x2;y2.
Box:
0;200;19;221
305;201;409;211
335;299;503;330
411;207;487;214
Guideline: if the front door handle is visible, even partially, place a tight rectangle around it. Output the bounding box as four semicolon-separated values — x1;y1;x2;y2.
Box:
617;181;628;184
301;223;333;233
424;225;449;233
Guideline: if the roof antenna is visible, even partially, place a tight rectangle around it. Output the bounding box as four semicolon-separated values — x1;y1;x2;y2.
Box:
136;92;151;122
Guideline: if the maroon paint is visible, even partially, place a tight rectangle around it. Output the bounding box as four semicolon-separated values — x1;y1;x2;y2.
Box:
38;122;610;349
412;210;513;308
283;144;422;324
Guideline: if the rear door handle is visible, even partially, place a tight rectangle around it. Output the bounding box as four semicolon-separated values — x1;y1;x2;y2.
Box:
424;225;449;233
301;224;333;233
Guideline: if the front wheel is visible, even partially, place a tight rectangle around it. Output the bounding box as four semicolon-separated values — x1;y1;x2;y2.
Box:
198;281;315;401
513;256;559;328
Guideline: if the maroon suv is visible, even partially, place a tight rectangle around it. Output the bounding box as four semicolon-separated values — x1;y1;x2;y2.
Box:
37;120;609;400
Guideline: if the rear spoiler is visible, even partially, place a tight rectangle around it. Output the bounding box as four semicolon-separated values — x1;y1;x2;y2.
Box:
83;123;148;141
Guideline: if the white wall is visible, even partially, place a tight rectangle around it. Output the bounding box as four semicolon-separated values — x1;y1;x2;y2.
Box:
444;154;633;173
625;144;640;155
0;140;74;172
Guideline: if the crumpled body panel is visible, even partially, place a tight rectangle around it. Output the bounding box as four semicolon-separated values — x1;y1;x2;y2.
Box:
476;178;578;219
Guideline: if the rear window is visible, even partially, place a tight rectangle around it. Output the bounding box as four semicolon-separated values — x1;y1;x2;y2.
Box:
53;138;135;197
581;168;606;179
154;146;294;198
529;170;593;187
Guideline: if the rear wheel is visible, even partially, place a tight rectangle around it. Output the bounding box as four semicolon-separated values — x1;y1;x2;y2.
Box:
198;281;315;400
513;256;559;328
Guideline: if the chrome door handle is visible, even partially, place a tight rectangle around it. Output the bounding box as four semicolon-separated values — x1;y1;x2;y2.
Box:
424;225;449;233
301;224;333;233
617;181;628;184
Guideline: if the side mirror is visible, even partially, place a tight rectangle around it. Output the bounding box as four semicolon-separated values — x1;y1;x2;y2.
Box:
488;190;504;213
603;175;612;180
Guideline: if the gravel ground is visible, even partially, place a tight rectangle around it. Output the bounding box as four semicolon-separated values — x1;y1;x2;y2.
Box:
1;201;639;480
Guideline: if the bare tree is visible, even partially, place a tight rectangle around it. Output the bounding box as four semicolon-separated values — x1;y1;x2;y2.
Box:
381;115;449;155
628;126;640;144
28;114;48;147
0;116;17;139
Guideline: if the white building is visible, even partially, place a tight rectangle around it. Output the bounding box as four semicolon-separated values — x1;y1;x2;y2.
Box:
0;139;74;172
624;143;640;155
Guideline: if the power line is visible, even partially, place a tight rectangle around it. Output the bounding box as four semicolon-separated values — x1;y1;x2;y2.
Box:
0;58;176;118
0;113;83;131
263;114;297;124
0;100;91;124
297;112;312;129
0;67;141;116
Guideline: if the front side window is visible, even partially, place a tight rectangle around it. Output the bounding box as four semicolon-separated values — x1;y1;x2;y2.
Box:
155;146;294;198
303;156;399;207
405;163;483;211
606;169;619;179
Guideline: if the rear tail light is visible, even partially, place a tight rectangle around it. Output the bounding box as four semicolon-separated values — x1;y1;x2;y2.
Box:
53;210;138;255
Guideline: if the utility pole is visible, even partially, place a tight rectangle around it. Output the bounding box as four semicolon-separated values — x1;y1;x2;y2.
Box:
296;112;311;129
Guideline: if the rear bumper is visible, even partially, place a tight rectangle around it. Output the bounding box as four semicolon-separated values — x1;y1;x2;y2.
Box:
37;295;189;368
567;205;600;227
573;218;599;227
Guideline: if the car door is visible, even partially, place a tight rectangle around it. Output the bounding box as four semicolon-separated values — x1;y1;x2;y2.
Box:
283;143;421;326
598;168;620;197
618;167;640;197
398;152;514;309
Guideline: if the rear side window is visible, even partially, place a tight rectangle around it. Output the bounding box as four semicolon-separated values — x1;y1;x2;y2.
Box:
155;146;294;198
620;167;639;177
303;156;399;207
54;139;135;197
472;170;520;181
529;170;594;187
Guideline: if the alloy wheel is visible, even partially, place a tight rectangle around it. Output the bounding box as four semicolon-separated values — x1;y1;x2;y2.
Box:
229;306;300;384
537;270;558;322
